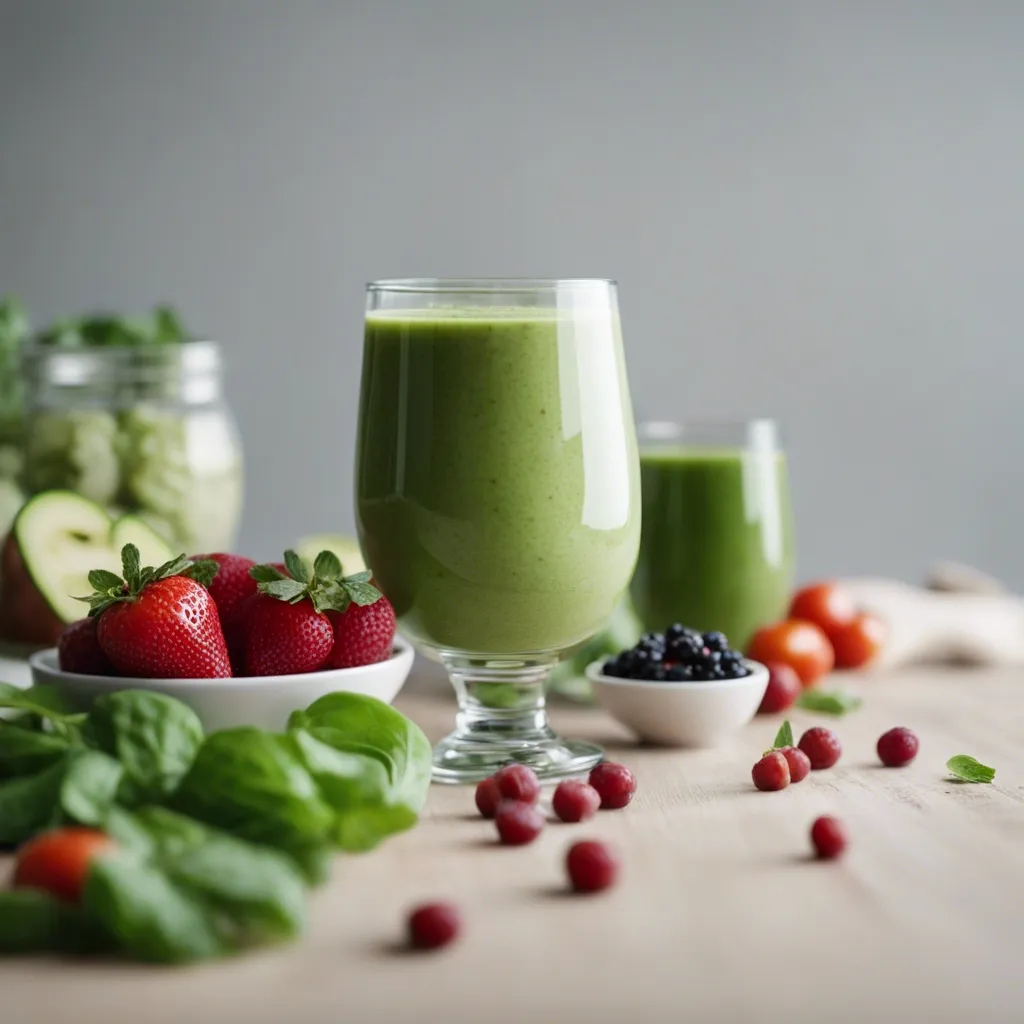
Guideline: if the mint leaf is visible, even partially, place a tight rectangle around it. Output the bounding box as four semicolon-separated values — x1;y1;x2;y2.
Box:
946;755;995;784
250;564;287;584
772;720;793;749
183;559;219;589
283;550;309;584
795;690;863;716
312;550;342;581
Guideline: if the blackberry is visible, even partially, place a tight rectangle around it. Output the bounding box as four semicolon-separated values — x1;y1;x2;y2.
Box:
667;633;703;663
665;623;687;642
637;632;666;657
639;663;666;681
665;663;693;682
702;630;729;653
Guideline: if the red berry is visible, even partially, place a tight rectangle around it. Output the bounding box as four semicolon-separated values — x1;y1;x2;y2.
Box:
756;662;801;714
798;726;842;770
588;762;637;809
877;726;919;767
494;800;544;845
810;815;847;859
407;902;461;950
552;780;601;823
752;751;790;791
325;594;397;669
58;618;116;676
778;746;811;783
193;553;258;673
493;764;540;804
566;840;620;893
244;594;334;676
474;777;501;818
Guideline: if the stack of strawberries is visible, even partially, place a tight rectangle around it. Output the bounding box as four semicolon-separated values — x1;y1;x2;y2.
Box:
58;546;396;679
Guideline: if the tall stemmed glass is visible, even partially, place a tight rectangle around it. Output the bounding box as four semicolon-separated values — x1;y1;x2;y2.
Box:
356;279;640;783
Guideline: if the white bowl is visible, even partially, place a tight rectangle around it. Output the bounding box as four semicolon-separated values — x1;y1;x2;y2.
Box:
28;636;415;732
586;658;770;747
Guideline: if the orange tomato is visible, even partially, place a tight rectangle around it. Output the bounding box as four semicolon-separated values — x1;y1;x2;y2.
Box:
13;828;114;905
746;619;835;688
788;582;857;643
831;612;886;669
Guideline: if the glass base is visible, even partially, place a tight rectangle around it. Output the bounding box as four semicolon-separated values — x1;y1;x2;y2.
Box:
431;654;604;784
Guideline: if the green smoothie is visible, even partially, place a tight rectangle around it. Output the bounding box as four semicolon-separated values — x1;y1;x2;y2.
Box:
356;309;640;655
630;447;794;650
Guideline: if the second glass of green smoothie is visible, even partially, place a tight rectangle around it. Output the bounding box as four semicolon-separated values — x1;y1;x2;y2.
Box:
630;419;795;652
356;279;641;783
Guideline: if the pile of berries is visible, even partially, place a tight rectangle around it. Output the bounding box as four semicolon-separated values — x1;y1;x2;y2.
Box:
603;624;750;681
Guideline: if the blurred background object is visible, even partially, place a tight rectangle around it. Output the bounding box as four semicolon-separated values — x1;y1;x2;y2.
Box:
0;0;1020;588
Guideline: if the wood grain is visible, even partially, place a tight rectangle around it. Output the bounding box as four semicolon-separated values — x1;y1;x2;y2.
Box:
2;663;1023;1024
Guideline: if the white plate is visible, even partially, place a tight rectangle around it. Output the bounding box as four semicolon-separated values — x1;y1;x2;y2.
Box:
29;636;415;732
586;658;769;747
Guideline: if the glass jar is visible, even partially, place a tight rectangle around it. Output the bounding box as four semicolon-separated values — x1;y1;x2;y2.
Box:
19;341;243;554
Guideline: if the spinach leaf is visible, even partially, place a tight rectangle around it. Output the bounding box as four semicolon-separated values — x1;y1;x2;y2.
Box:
290;692;432;816
172;728;334;874
0;722;71;779
0;889;109;955
88;808;307;963
0;682;79;722
83;690;203;804
59;749;124;826
0;760;66;844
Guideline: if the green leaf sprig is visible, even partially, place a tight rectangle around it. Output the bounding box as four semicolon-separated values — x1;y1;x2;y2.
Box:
78;544;219;617
250;550;381;615
795;690;863;716
764;720;794;755
946;755;996;784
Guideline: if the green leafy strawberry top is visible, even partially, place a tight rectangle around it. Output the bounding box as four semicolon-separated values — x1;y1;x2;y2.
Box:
81;544;220;617
250;550;381;615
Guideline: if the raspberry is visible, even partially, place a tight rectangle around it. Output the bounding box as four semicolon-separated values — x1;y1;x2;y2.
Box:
552;780;600;823
810;816;847;859
474;777;501;819
778;746;811;783
588;762;637;809
877;727;919;767
752;751;790;791
494;764;541;804
494;801;544;845
756;662;801;714
566;840;620;893
407;902;461;949
798;726;842;770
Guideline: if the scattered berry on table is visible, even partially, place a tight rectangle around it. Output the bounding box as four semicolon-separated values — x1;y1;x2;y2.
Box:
877;727;919;767
495;801;544;845
798;726;842;770
552;780;601;823
756;662;801;714
810;816;847;859
588;762;637;809
778;746;811;783
474;777;502;819
494;764;541;804
58;618;116;676
752;751;791;791
407;902;461;950
566;840;620;893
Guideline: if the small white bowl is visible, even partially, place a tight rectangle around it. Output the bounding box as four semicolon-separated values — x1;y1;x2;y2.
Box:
28;636;415;732
586;658;769;747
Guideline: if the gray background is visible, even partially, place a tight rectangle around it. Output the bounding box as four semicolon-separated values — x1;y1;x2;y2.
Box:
1;0;1020;587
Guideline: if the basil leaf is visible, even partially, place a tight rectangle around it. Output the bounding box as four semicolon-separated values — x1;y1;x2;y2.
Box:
59;749;124;826
946;755;996;784
172;728;334;876
795;690;863;716
772;720;794;749
0;760;67;844
0;889;109;955
0;722;71;779
83;690;203;804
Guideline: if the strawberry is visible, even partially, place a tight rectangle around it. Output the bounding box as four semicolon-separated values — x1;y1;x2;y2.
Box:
58;618;116;676
192;552;258;672
245;550;384;676
326;595;396;668
83;545;231;679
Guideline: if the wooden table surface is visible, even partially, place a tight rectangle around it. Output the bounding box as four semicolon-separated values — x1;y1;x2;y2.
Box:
3;662;1024;1024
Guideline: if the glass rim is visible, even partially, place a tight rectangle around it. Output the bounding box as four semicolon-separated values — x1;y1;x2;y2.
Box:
638;417;779;436
366;278;617;294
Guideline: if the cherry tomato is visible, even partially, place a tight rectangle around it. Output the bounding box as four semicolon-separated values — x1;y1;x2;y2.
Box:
13;828;114;905
831;612;886;669
756;661;801;714
746;619;834;688
788;582;857;643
